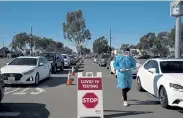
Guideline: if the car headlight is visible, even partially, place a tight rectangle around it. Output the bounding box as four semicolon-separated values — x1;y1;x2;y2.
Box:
170;83;183;90
23;69;34;75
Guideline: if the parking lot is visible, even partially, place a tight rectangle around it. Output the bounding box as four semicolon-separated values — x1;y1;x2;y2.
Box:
0;58;183;118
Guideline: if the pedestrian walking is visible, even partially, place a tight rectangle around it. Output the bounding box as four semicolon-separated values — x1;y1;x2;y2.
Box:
113;48;136;107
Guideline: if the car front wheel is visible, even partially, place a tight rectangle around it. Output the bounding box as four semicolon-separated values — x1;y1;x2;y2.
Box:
159;86;169;108
34;73;39;86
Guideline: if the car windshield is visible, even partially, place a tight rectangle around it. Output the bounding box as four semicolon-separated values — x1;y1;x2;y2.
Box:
160;61;183;73
63;55;67;59
101;54;111;58
8;58;37;66
39;53;54;61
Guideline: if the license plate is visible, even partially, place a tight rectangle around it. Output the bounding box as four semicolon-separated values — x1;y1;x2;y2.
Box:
8;77;15;84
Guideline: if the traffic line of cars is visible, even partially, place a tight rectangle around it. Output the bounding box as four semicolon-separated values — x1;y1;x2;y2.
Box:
93;54;141;78
136;58;183;109
0;52;78;103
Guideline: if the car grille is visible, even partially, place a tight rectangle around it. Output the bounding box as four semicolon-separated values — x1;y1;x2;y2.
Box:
2;73;23;81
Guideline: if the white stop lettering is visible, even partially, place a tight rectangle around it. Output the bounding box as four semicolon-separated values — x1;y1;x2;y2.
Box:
83;98;98;103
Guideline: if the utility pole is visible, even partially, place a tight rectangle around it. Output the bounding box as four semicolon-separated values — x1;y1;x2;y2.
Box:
175;16;181;58
110;28;112;53
170;1;183;58
30;27;33;53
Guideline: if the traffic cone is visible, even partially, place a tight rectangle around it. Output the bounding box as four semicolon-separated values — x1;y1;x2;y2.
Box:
71;66;75;76
67;71;72;85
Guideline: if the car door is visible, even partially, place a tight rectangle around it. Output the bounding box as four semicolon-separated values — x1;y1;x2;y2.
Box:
37;57;45;80
56;53;61;68
140;60;152;91
148;60;160;95
42;57;50;79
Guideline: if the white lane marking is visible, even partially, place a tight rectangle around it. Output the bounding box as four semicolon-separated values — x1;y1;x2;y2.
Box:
5;87;11;91
5;88;20;95
30;88;45;95
13;88;30;95
0;112;20;116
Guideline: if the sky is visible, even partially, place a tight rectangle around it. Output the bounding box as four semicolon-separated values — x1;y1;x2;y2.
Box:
0;1;177;51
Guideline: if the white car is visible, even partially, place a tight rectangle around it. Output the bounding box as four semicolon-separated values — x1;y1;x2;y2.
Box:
136;58;183;108
109;56;141;78
0;56;51;85
62;54;71;67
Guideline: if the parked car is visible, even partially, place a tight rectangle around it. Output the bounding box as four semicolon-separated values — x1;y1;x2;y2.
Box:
109;56;141;78
69;55;77;65
0;74;5;103
93;55;98;63
62;54;71;68
39;52;64;74
0;56;51;85
136;58;183;108
106;55;115;69
98;54;111;67
96;54;101;64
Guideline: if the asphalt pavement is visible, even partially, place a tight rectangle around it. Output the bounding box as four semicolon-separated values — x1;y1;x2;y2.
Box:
0;58;183;118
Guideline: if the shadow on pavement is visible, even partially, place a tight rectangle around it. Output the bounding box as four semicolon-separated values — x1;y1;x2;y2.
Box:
168;106;183;113
39;76;67;87
104;110;153;118
0;103;49;118
129;100;160;105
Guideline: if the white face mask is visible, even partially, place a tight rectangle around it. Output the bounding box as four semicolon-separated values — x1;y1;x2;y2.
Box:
124;51;130;56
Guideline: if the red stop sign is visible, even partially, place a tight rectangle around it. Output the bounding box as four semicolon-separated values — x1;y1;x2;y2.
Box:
82;92;98;108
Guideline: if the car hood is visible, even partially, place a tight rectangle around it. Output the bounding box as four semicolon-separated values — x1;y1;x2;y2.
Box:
1;65;36;74
164;73;183;86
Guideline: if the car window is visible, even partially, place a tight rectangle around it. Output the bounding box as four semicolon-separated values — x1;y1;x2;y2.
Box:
150;60;159;73
9;58;38;66
144;60;152;70
43;57;48;64
160;61;183;73
39;58;44;64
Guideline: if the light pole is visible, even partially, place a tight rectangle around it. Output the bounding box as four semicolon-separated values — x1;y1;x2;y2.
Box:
170;1;183;58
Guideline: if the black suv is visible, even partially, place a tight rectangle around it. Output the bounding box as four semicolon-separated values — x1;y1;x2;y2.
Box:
39;52;64;74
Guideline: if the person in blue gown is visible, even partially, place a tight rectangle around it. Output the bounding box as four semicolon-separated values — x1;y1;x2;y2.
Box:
113;48;136;107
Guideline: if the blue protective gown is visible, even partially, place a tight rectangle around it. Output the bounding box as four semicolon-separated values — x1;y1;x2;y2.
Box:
113;55;136;89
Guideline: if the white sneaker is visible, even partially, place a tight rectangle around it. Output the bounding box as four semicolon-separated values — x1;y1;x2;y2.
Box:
124;101;128;107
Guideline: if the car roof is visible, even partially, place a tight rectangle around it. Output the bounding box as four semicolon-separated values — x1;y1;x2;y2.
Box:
149;58;183;62
17;56;41;59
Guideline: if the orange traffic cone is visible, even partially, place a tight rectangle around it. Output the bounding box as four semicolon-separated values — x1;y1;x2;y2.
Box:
67;71;72;85
71;66;75;76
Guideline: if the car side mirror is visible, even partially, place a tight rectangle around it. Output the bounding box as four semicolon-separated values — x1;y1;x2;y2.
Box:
148;68;156;74
39;63;44;66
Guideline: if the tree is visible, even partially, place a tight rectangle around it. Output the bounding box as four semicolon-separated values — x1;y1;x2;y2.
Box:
10;32;65;53
120;44;129;51
93;36;110;54
63;46;73;54
168;24;183;53
62;9;91;53
80;46;90;55
10;32;30;51
152;32;169;56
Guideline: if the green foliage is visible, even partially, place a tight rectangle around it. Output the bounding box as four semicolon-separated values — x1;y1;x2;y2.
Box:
10;32;72;54
62;9;91;52
93;36;110;54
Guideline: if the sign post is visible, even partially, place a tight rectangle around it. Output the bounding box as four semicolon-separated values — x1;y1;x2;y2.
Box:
170;0;183;58
77;72;103;118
